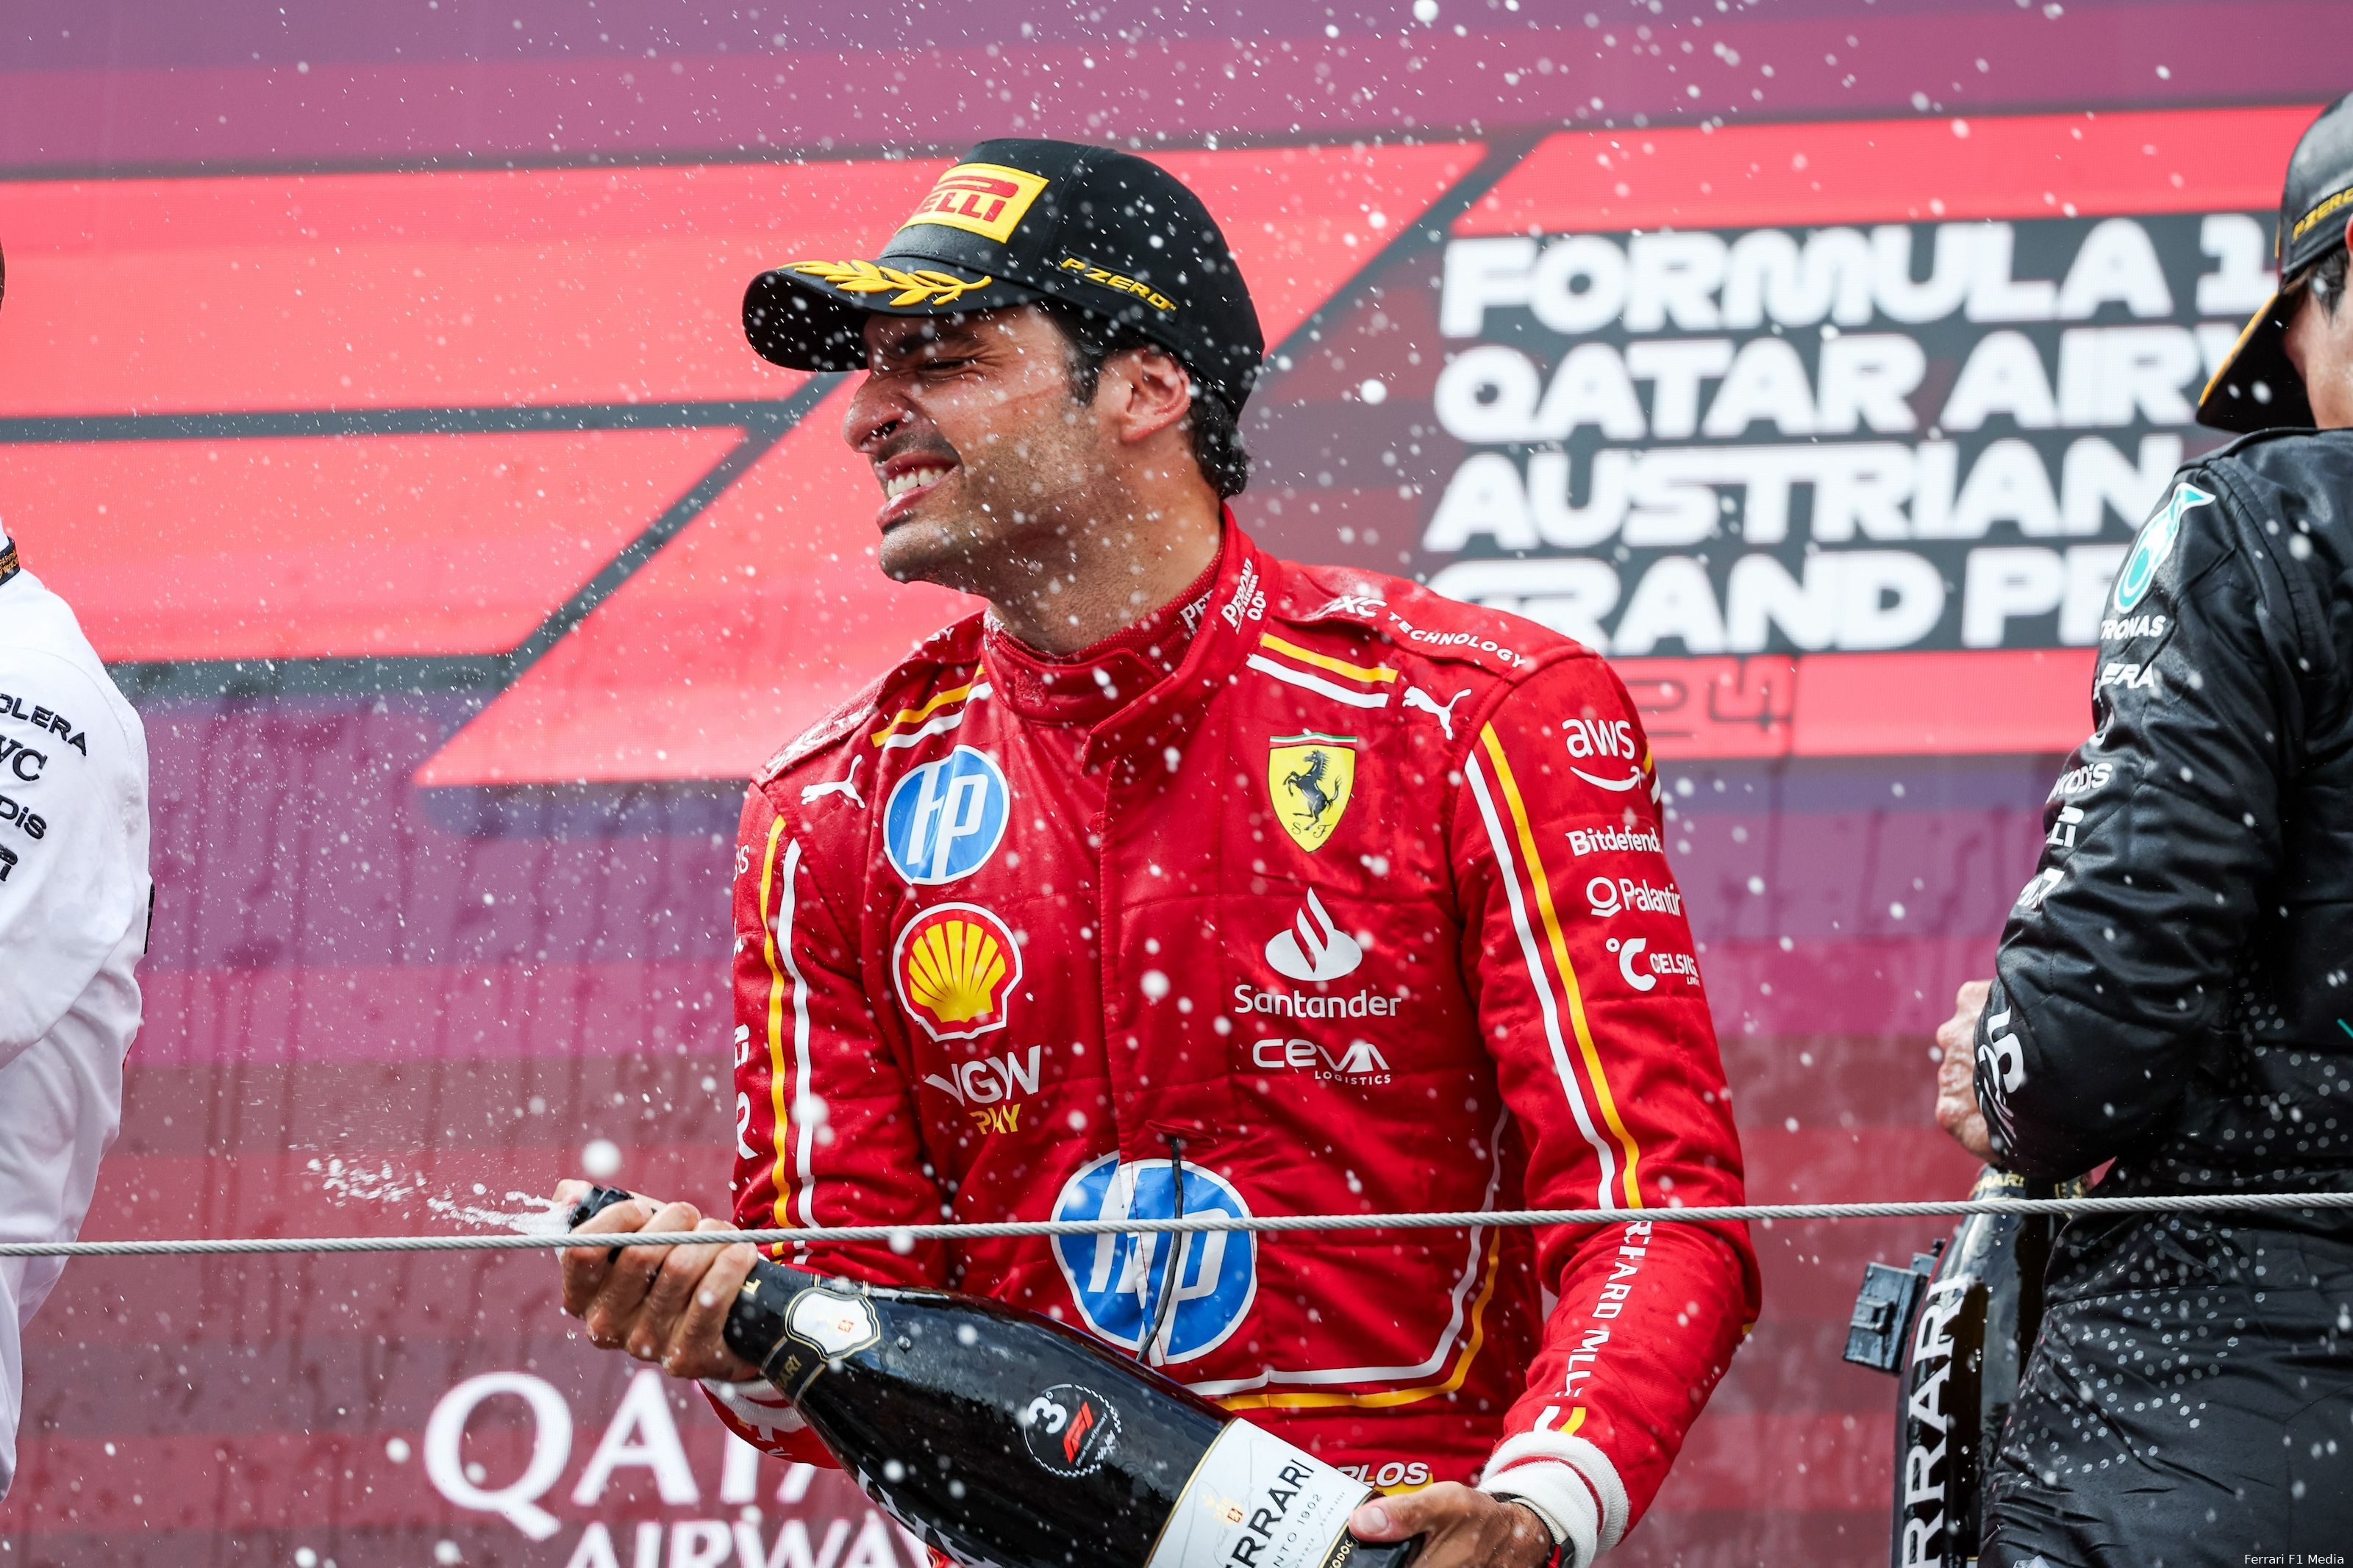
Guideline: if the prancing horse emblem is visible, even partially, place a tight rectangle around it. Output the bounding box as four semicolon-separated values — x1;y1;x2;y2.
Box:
1266;733;1358;853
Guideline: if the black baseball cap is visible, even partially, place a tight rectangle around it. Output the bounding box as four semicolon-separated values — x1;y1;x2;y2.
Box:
2199;92;2353;432
743;139;1265;409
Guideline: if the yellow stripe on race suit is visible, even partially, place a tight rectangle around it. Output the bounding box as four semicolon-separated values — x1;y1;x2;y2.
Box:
1478;724;1645;1211
1215;1231;1504;1411
870;680;982;745
1257;632;1399;686
757;815;796;1240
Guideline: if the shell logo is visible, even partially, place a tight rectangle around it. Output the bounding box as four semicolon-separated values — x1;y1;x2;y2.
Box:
892;902;1024;1041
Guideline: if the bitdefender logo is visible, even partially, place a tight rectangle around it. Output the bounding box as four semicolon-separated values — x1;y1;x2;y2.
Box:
1264;889;1362;982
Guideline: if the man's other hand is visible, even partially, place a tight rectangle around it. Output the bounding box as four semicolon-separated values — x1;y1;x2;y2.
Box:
1935;980;1996;1163
1350;1486;1554;1568
552;1179;760;1381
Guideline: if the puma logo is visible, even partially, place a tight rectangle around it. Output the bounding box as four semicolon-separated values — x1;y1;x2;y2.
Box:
1403;686;1471;739
799;756;864;809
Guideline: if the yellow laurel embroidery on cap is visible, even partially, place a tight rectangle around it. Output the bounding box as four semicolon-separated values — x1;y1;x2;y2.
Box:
788;260;996;309
897;161;1051;244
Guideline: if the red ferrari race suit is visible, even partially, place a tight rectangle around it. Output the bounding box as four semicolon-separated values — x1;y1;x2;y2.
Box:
705;520;1758;1561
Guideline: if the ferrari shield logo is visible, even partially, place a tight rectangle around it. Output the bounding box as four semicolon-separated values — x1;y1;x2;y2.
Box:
1267;734;1357;853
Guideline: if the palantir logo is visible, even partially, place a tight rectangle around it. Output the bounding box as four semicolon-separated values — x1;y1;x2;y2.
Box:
1264;889;1363;982
883;746;1010;886
1050;1153;1257;1365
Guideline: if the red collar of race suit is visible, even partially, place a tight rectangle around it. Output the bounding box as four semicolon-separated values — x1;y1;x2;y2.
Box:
979;509;1257;737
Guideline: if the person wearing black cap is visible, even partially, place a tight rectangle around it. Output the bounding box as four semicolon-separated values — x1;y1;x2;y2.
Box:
0;239;155;1500
554;140;1762;1568
1928;95;2353;1561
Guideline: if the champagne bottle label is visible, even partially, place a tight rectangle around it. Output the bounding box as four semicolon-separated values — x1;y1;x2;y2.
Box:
789;1286;883;1359
1143;1420;1372;1568
735;1272;879;1397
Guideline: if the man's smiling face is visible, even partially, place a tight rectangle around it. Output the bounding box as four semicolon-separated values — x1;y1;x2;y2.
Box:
842;306;1105;592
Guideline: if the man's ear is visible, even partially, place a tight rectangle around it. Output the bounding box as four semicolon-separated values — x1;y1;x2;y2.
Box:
1104;346;1196;445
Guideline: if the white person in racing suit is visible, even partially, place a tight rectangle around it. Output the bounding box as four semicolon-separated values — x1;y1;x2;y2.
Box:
0;519;152;1497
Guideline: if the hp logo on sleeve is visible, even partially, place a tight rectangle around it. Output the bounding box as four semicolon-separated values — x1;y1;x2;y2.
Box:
883;746;1011;886
1049;1153;1258;1366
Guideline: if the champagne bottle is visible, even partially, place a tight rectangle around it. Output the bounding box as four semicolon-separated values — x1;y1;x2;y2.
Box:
568;1187;1423;1568
1845;1167;2077;1568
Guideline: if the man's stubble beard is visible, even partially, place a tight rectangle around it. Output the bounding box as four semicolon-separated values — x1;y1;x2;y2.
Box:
880;417;1106;604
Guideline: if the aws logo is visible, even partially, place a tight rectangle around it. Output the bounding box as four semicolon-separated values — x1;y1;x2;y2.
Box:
1561;717;1647;795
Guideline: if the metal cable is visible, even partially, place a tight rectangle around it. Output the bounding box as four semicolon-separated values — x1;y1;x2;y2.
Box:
1140;1134;1187;1367
6;1189;2352;1258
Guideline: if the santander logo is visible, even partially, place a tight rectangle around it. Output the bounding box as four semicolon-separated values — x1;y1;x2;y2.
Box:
1264;889;1363;983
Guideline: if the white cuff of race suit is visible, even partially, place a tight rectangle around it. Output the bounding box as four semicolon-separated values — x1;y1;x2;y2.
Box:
1480;1431;1631;1567
701;1376;808;1439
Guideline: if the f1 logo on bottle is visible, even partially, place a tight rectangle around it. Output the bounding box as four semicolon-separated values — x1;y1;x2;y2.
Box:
884;746;1010;885
1050;1154;1257;1366
1020;1383;1123;1478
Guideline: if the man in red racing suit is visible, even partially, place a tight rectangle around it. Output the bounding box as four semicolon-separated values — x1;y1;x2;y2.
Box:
554;137;1759;1568
701;518;1759;1564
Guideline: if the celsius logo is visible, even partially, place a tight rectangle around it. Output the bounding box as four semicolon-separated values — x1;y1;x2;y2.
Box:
1264;889;1363;982
883;746;1010;885
1050;1154;1257;1365
1608;936;1699;991
1021;1383;1122;1478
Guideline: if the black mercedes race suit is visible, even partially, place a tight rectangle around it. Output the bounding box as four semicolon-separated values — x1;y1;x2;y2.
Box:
1973;429;2353;1565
